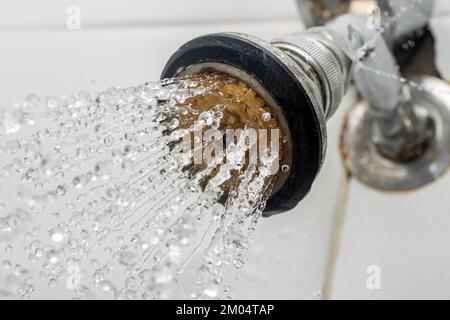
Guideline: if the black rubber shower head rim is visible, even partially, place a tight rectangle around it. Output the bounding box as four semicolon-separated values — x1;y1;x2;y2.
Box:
161;33;324;216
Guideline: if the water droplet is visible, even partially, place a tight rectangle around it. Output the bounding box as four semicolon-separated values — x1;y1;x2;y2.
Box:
49;228;64;242
48;278;57;287
2;260;12;270
56;185;66;196
5;245;13;254
262;112;271;122
168;118;180;130
46;96;61;109
104;135;114;147
73;176;83;189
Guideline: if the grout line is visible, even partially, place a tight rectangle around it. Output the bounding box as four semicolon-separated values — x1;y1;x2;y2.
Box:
0;17;303;33
431;13;450;19
320;87;359;300
321;172;352;300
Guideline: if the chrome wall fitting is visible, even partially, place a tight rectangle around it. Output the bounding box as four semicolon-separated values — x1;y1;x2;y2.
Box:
341;75;450;190
297;0;448;191
297;0;436;66
296;0;434;39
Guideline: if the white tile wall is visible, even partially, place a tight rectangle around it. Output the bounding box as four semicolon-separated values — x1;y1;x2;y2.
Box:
0;0;300;29
431;17;450;79
330;177;450;299
0;20;303;103
434;0;450;16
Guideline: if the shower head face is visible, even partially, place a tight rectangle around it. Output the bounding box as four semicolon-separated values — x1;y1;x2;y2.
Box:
161;33;326;215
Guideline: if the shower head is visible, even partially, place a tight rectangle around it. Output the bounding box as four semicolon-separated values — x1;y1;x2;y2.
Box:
161;2;444;215
161;32;349;215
